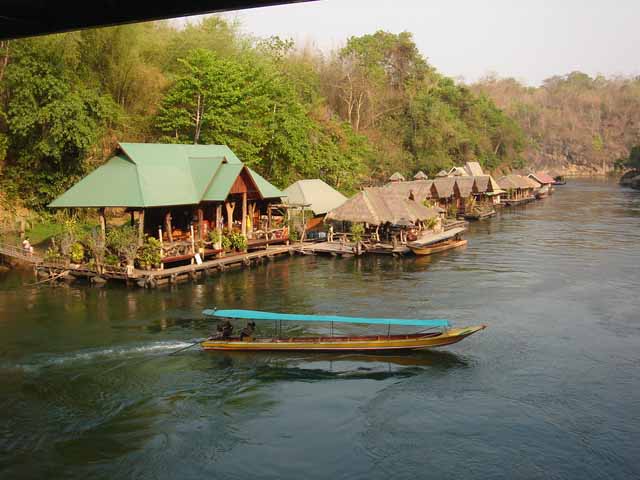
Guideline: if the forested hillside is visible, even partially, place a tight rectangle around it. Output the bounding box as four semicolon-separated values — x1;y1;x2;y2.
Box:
473;73;640;175
1;17;527;209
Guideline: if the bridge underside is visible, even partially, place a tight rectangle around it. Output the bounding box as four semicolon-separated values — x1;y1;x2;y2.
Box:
1;0;311;40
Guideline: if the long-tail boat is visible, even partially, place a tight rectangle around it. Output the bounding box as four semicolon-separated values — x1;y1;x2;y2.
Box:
407;227;467;256
200;309;485;352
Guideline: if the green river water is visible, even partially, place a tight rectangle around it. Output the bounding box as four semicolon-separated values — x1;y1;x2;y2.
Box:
1;178;639;479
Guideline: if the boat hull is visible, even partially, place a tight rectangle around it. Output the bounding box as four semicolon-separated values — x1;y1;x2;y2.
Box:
200;325;485;352
409;239;467;256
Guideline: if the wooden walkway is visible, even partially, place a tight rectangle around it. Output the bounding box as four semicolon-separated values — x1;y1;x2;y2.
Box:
0;243;42;264
301;241;358;256
37;244;299;287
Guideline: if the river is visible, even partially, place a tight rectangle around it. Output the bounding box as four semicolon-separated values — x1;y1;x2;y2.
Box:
1;178;639;479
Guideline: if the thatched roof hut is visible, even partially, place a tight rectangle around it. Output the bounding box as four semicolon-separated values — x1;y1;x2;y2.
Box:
497;175;520;191
325;187;440;226
413;171;429;180
383;180;433;199
431;177;457;199
389;172;406;182
435;169;449;178
448;166;469;177
474;175;504;194
464;161;484;176
455;177;475;198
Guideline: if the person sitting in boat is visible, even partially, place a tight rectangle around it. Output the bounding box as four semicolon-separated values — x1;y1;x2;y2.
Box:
240;321;256;341
214;319;234;339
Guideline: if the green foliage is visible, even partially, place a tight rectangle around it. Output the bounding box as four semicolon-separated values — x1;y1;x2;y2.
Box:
447;204;458;218
136;236;162;269
425;217;438;230
84;228;106;271
1;36;117;208
105;254;120;266
106;224;138;265
0;19;527;212
220;230;233;251
69;242;84;263
209;229;221;245
228;231;248;251
44;247;64;263
623;146;640;170
350;223;365;242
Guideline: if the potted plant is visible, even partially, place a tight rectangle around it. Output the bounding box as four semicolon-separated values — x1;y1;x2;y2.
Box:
136;236;162;270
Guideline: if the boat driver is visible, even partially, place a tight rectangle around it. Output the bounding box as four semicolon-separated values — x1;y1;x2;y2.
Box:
240;321;256;341
215;319;234;339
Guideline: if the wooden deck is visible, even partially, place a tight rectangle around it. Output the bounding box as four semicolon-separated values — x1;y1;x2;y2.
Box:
0;243;42;264
300;241;359;256
37;244;299;287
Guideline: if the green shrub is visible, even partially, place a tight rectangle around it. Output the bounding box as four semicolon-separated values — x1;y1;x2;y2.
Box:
229;232;247;251
425;217;438;230
136;236;162;269
289;228;299;241
105;254;119;266
221;233;232;251
209;229;221;245
69;242;84;263
350;223;364;242
106;225;138;265
44;247;64;263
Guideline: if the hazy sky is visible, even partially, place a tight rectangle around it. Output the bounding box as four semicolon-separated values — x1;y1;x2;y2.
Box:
217;0;639;85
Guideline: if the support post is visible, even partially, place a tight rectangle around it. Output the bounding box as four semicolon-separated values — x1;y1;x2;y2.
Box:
99;208;106;245
225;201;235;231
138;209;145;246
158;227;164;270
197;208;204;241
267;205;272;238
216;204;222;234
190;225;195;264
130;210;135;227
241;192;247;238
165;212;173;243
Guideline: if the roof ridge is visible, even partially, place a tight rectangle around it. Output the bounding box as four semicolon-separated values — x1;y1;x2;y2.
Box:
119;145;147;206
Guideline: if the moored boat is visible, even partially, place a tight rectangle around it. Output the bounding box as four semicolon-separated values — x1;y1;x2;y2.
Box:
407;227;467;256
408;238;467;256
201;309;485;352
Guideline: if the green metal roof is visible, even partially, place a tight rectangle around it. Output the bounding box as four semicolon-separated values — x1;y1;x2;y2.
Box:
49;143;282;208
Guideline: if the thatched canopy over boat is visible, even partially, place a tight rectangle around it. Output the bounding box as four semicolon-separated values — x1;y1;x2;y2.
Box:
325;187;441;226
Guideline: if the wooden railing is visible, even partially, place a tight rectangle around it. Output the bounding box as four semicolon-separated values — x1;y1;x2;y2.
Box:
0;243;43;263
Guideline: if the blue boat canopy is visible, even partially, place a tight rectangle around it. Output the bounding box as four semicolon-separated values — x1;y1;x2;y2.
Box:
203;309;450;328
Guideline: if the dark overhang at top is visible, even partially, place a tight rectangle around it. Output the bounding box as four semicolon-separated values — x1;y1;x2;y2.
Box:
0;0;313;41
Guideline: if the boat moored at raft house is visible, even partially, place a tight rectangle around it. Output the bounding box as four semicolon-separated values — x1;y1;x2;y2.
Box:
322;187;445;255
497;174;538;205
527;172;555;198
45;143;294;285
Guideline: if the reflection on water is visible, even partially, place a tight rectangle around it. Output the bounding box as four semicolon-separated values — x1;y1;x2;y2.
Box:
1;179;640;479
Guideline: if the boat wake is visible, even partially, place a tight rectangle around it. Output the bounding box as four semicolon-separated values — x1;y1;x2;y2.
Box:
2;340;196;373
